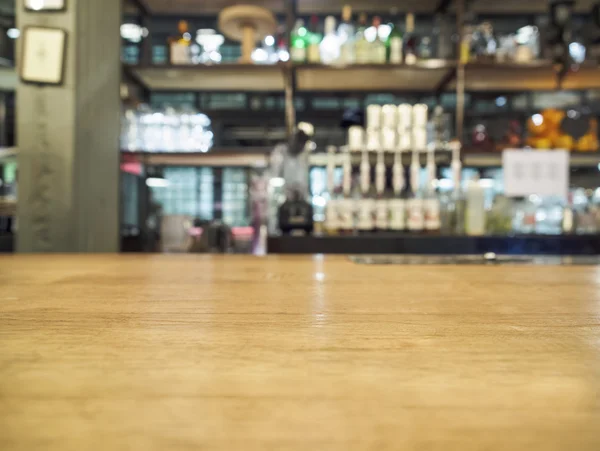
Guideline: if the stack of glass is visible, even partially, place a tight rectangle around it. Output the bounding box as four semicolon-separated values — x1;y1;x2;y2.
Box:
121;105;213;153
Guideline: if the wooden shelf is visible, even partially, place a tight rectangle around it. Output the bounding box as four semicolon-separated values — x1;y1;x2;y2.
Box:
309;149;453;167
125;64;286;92
462;151;600;168
453;62;600;92
296;61;455;92
121;148;270;167
126;61;600;93
126;61;457;93
309;150;600;168
0;147;17;161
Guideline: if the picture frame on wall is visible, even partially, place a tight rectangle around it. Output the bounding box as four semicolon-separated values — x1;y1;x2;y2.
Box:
25;0;66;12
20;26;67;86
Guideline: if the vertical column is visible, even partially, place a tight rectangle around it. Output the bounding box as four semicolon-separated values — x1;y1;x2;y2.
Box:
16;0;121;252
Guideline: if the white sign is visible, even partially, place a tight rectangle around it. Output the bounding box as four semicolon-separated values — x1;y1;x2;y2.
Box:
502;149;569;199
25;0;65;11
20;26;66;85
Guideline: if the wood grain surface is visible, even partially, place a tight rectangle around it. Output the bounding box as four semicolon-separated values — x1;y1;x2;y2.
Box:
1;254;600;450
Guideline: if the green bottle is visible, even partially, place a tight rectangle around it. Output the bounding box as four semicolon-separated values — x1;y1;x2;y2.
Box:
388;21;403;64
355;13;369;64
307;15;322;63
291;19;307;63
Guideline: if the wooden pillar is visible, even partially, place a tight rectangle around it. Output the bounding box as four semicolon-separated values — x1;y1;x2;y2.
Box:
16;0;121;252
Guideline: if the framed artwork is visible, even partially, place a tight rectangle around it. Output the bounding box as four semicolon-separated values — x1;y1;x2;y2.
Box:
20;26;67;86
25;0;66;12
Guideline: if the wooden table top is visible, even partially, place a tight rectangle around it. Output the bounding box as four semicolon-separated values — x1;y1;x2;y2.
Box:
1;254;600;450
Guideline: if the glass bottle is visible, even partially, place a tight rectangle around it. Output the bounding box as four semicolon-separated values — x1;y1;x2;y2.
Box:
418;36;432;60
389;149;406;231
168;20;192;64
339;148;355;234
290;19;308;63
320;16;340;65
460;26;473;64
307;15;322;63
357;149;375;232
423;150;440;232
404;13;417;65
407;149;424;232
374;149;389;231
324;145;339;235
388;17;403;63
370;16;387;64
465;175;486;236
338;5;356;65
355;13;370;64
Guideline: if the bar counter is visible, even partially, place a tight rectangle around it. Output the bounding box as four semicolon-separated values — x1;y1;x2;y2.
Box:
1;254;600;450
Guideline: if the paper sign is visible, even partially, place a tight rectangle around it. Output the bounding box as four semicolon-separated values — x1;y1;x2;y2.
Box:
25;0;66;11
20;26;66;85
502;149;569;199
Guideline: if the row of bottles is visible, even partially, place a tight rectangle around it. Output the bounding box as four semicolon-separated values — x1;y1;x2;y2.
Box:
320;101;487;235
323;145;455;234
291;8;424;65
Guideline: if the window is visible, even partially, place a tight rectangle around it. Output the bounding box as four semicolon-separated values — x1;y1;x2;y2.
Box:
150;167;214;220
222;168;248;227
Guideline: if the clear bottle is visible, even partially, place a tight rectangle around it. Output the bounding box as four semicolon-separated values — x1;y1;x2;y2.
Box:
324;145;339;235
465;175;486;236
388;17;403;64
370;16;387;64
168;20;192;64
355;13;370;64
423;150;440;232
389;149;406;231
339;149;355;234
407;149;424;232
290;19;307;63
374;149;389;231
338;5;356;65
562;193;576;235
320;16;341;65
307;15;322;63
357;149;375;232
404;13;417;65
418;36;432;60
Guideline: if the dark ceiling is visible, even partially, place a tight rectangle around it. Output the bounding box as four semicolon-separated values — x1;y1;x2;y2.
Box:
132;0;598;16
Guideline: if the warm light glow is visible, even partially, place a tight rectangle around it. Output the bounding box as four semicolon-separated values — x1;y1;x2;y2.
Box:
278;49;290;62
532;114;543;126
378;24;392;40
6;28;19;39
270;177;285;188
313;195;326;207
364;26;377;43
252;48;269;63
146;177;170;188
479;178;494;188
120;24;144;43
29;0;44;10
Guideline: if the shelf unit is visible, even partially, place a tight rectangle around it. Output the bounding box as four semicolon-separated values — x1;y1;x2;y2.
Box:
308;150;600;169
124;0;600;163
125;61;600;93
121;148;270;167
